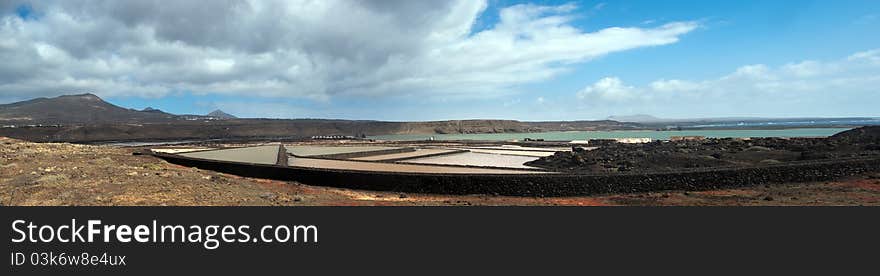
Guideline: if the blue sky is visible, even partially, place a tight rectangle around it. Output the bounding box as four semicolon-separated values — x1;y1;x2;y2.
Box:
2;0;879;120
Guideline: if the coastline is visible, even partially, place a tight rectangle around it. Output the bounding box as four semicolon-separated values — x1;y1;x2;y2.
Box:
369;127;853;141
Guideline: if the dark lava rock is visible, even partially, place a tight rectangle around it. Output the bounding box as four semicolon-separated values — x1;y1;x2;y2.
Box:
528;126;880;173
830;126;880;144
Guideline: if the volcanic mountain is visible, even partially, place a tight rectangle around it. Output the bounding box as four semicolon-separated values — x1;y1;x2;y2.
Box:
0;93;178;124
206;109;237;119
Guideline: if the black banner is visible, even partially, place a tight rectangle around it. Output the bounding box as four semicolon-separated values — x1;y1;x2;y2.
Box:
3;207;878;274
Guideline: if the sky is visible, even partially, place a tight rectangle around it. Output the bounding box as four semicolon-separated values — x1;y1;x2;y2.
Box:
0;0;878;121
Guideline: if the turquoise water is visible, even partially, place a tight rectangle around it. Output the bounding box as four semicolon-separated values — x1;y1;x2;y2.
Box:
369;128;852;141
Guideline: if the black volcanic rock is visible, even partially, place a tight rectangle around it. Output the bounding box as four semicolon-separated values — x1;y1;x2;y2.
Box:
527;128;880;173
0;93;177;124
830;126;880;144
206;109;237;119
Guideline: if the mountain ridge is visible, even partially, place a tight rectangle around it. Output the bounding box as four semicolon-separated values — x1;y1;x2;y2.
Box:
0;93;178;124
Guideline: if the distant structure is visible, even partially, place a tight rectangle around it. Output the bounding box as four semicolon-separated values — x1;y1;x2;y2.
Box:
670;136;705;142
582;138;652;146
614;137;653;143
311;135;357;140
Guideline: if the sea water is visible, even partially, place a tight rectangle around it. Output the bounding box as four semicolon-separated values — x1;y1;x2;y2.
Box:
369;128;852;141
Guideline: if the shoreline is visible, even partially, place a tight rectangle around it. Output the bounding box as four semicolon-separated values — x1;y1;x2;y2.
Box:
368;127;852;141
2;126;858;145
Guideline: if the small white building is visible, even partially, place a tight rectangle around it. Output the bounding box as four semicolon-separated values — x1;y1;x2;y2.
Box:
613;137;653;144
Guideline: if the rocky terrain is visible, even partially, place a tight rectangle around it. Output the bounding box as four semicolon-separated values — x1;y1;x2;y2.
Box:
528;126;880;173
1;136;879;206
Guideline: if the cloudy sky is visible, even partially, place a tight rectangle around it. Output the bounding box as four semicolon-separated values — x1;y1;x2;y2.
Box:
1;0;879;120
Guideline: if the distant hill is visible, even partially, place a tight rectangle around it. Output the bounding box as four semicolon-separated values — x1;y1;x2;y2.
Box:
607;114;880;128
0;93;646;142
206;109;237;119
607;114;664;123
10;93;876;143
0;93;177;124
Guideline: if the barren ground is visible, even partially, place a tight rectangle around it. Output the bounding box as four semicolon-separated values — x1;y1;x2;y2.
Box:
2;137;879;206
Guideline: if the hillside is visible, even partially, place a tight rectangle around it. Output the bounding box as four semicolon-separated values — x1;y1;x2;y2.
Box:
0;93;177;124
207;110;237;119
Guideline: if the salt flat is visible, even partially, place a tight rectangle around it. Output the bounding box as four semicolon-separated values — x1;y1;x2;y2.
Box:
403;152;541;169
470;145;570;152
454;148;558;157
180;145;280;165
289;157;547;174
285;145;399;156
351;148;459;161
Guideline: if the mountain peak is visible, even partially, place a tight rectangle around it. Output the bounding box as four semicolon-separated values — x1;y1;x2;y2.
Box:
58;93;102;101
207;109;236;119
0;93;176;124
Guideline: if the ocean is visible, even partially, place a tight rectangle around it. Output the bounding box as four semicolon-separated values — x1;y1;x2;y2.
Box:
368;127;853;141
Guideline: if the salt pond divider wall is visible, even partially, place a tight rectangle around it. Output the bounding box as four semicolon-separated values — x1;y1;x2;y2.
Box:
151;152;880;196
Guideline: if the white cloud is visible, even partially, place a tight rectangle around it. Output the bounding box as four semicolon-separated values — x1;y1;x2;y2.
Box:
575;49;880;117
848;49;880;65
726;64;773;80
781;60;828;77
0;0;698;102
204;59;236;74
209;101;310;119
649;79;704;92
576;77;638;102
